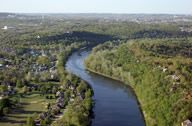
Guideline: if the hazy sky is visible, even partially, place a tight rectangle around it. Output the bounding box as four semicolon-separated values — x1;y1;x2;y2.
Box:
1;0;192;14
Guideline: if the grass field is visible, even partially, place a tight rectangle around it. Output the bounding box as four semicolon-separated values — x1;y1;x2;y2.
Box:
0;93;55;126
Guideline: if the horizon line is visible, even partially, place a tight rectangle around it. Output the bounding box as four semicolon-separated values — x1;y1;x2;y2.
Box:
0;11;192;16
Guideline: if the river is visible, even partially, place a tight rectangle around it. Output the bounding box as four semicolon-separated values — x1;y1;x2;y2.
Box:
65;50;145;126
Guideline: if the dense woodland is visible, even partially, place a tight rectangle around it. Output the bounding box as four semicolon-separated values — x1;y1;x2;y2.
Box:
0;13;192;126
85;38;192;126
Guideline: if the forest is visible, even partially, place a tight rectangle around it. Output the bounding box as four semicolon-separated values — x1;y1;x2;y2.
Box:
85;38;192;126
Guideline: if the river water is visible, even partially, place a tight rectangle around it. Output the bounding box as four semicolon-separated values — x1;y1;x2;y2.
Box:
66;51;145;126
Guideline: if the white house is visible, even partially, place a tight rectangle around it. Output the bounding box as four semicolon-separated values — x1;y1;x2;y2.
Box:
162;67;168;72
0;64;3;68
37;35;40;39
2;26;7;30
171;74;180;81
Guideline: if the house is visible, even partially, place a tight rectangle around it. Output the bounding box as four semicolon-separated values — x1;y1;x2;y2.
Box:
50;74;54;79
50;67;57;79
56;91;61;97
157;65;168;72
171;75;180;81
30;50;39;57
41;50;47;57
163;67;168;72
56;102;64;108
60;85;65;89
69;85;75;91
77;92;84;98
2;26;8;30
37;35;40;39
71;94;75;98
0;96;3;100
32;64;48;73
70;98;74;102
49;66;56;73
34;119;41;126
56;91;64;98
56;97;64;103
0;64;3;69
39;112;48;120
181;119;192;126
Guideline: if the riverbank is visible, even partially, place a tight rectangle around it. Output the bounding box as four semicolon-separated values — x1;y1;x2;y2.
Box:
84;39;192;126
85;67;146;125
53;49;94;126
66;50;145;126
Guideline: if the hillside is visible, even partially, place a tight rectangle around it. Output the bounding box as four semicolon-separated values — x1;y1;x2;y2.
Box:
85;38;192;126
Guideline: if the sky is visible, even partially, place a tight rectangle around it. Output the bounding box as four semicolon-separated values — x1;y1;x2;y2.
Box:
0;0;192;14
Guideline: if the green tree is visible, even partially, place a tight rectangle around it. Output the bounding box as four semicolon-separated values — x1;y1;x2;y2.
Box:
36;56;50;66
16;79;24;88
26;116;35;126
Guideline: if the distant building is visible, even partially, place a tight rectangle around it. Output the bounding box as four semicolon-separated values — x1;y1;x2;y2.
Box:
56;91;62;97
37;35;40;39
0;64;3;68
171;74;180;81
2;26;8;30
163;68;168;72
41;50;46;56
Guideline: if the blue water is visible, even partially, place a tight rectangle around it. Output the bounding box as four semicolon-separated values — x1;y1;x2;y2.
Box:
66;51;145;126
